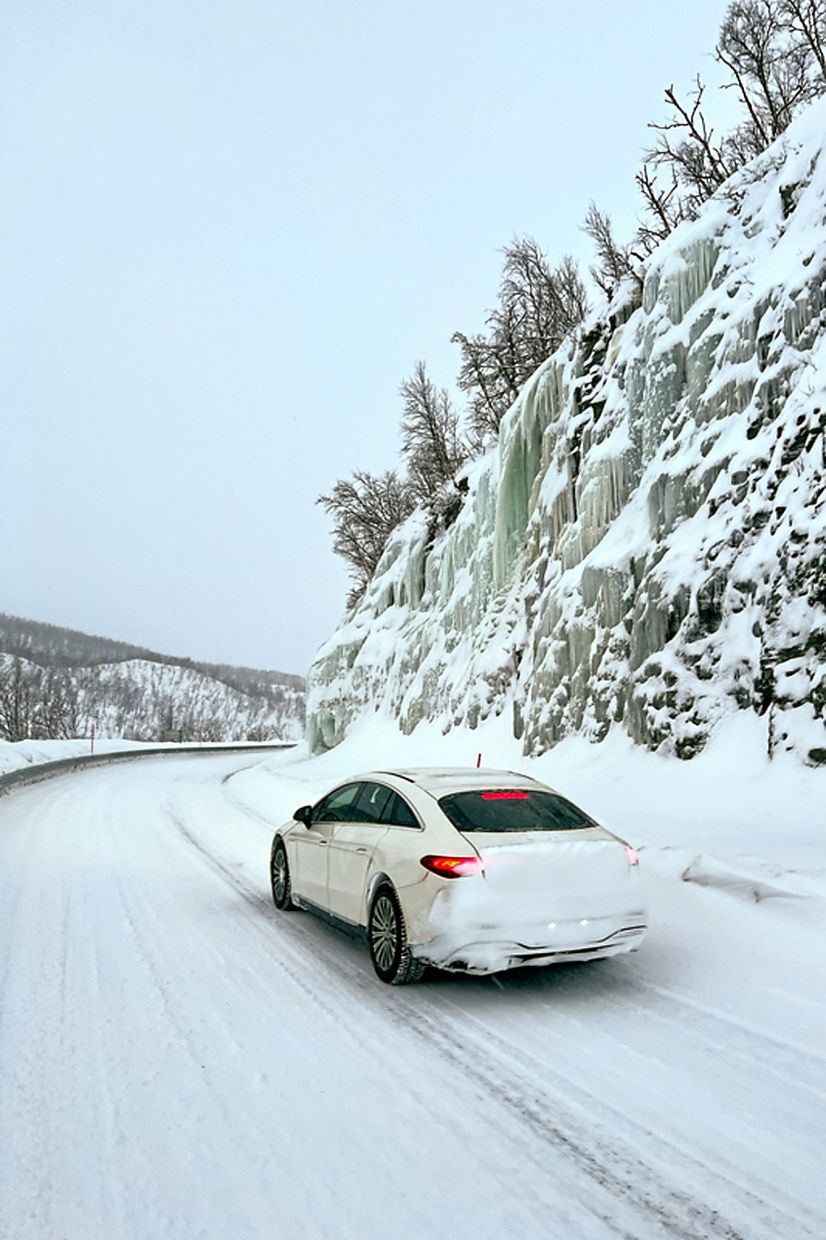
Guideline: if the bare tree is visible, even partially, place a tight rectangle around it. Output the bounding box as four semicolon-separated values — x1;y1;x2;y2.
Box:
717;0;812;142
317;470;416;608
635;0;826;253
33;671;78;740
499;241;588;363
399;362;467;503
780;0;826;80
0;659;34;741
453;237;588;442
582;202;639;297
642;78;739;231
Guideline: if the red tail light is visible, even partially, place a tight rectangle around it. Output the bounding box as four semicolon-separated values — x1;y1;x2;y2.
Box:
624;846;640;867
481;791;528;800
420;854;484;878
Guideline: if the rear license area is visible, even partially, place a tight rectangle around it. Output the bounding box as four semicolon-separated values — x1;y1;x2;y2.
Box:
421;833;643;965
466;832;633;913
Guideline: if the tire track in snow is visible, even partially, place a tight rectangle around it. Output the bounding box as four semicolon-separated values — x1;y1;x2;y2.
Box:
0;774;132;1238
400;990;823;1240
554;966;826;1108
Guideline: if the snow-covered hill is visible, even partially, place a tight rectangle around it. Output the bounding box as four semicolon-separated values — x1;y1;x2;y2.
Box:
0;617;305;743
308;100;826;763
77;657;305;741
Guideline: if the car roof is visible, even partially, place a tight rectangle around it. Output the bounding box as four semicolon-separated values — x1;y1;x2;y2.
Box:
366;767;550;797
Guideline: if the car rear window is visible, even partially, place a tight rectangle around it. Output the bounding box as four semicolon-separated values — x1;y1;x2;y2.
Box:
438;789;596;833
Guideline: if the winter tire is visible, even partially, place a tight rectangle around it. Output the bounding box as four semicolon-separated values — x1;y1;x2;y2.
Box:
270;839;296;911
368;885;426;985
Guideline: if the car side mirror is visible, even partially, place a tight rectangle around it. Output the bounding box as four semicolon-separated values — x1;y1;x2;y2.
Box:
294;805;313;827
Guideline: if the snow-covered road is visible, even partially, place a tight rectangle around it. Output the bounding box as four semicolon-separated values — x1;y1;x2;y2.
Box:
1;752;824;1240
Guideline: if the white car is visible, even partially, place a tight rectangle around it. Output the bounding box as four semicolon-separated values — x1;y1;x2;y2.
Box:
269;767;647;984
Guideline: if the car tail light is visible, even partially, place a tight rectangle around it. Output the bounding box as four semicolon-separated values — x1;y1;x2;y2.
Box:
481;791;528;800
420;854;484;878
624;846;640;867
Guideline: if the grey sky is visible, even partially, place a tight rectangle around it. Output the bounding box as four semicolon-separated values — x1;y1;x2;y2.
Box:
2;0;733;675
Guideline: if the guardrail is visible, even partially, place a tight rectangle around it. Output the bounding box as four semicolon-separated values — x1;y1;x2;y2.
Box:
0;743;296;798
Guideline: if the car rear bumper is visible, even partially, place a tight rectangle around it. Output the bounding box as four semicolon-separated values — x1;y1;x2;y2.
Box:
416;919;647;975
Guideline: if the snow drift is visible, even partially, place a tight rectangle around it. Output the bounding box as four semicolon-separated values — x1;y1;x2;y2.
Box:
308;101;826;762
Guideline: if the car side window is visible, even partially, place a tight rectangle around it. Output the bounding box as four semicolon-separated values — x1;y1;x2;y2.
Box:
314;783;363;822
354;782;393;824
381;790;420;828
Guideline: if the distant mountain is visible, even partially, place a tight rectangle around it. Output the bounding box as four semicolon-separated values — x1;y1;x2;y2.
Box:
0;613;305;743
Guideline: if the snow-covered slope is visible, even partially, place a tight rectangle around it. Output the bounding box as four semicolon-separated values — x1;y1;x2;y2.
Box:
0;651;305;743
308;100;826;762
71;656;304;742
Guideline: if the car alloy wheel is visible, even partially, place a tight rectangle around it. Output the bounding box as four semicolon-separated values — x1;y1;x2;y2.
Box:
368;886;426;985
371;893;398;973
270;840;295;911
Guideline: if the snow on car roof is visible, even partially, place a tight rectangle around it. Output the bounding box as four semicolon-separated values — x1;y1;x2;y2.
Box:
373;767;548;794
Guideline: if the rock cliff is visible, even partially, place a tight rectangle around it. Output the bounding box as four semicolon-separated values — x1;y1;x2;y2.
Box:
308;101;826;763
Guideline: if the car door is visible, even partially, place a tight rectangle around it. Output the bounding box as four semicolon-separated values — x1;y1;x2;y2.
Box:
372;788;426;891
325;782;392;925
293;783;362;910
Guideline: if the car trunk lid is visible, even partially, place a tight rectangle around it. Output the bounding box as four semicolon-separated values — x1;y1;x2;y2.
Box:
459;829;635;920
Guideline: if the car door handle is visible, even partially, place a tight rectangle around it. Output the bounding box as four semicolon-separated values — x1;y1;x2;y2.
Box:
355;847;368;855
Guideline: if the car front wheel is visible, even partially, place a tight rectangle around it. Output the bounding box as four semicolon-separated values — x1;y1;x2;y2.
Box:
270;839;296;911
368;885;426;985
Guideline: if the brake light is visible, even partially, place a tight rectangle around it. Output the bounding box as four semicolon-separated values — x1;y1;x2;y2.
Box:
420;854;484;878
624;846;640;867
481;791;528;800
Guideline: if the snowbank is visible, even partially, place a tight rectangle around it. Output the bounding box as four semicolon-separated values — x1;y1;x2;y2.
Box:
0;737;147;779
0;736;290;780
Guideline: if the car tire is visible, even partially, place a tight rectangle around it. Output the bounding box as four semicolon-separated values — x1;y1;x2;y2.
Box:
368;885;426;985
270;839;296;911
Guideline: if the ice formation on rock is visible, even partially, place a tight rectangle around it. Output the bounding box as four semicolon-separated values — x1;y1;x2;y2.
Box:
308;101;826;762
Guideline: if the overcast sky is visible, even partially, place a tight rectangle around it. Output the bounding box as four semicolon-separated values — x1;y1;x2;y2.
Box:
2;0;733;676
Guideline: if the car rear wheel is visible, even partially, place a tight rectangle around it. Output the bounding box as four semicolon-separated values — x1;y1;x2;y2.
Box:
270;839;296;911
368;886;426;985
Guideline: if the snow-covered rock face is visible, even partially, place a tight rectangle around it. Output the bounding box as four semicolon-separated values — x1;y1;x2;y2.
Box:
308;101;826;763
